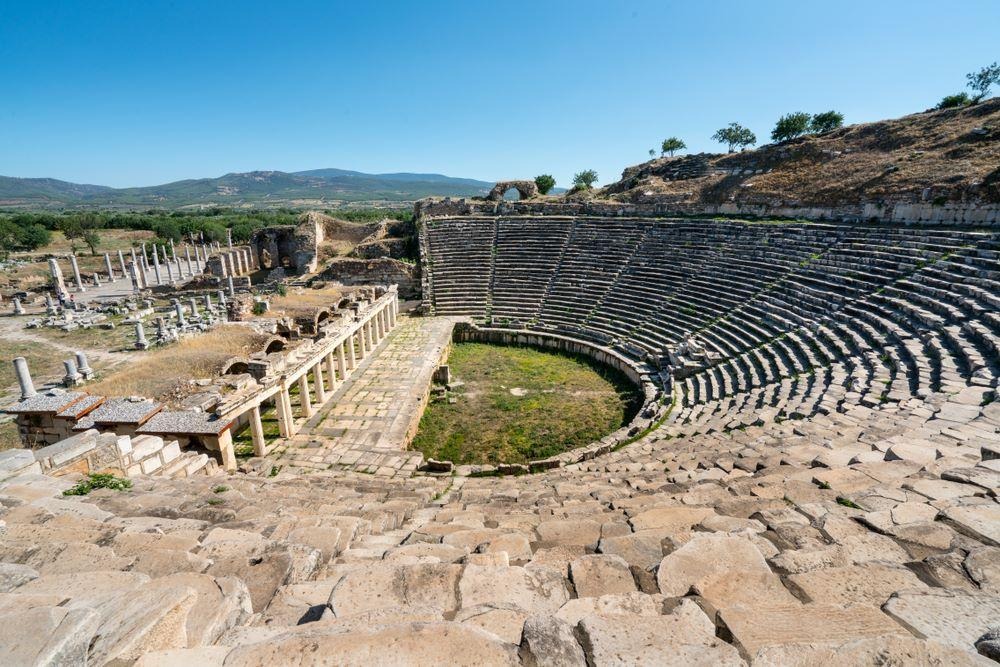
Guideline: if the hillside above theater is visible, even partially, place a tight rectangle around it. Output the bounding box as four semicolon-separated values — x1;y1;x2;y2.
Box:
599;98;999;208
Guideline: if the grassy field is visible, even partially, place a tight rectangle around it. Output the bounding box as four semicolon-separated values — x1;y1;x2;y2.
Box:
410;342;641;465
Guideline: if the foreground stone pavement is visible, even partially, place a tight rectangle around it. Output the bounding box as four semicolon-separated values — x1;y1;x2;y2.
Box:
1;424;998;665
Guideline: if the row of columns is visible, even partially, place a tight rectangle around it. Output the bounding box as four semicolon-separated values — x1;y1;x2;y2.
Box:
46;244;217;296
216;246;257;278
242;293;399;458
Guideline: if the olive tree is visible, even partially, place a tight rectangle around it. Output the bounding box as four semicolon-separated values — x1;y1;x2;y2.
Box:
661;137;687;156
712;123;756;152
771;112;812;142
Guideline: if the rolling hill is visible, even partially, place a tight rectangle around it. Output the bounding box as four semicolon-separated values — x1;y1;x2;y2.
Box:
0;169;500;209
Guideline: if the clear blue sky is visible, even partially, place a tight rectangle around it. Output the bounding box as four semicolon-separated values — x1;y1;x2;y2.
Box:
1;0;997;189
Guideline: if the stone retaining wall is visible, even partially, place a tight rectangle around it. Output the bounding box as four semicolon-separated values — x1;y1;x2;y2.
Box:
416;197;1000;226
319;258;419;298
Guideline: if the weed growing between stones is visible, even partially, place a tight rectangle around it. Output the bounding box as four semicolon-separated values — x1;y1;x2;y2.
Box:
63;473;132;496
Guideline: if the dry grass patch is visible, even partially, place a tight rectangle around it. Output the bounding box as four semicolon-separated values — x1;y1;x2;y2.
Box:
0;338;72;395
87;325;271;400
256;286;346;321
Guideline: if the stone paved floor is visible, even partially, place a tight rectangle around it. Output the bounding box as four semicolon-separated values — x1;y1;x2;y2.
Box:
273;314;459;476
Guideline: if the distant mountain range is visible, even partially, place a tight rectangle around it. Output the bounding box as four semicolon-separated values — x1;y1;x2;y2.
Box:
0;168;520;209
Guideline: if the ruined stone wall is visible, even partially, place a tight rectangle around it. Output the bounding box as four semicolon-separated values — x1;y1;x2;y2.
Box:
319;258;420;298
415;197;1000;226
251;215;320;276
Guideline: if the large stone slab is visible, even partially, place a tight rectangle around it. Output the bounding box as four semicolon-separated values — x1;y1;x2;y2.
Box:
656;533;770;597
328;563;463;618
223;622;520;666
555;592;662;626
939;504;1000;547
751;635;990;666
0;562;38;592
627;505;715;532
717;603;908;658
520;615;587;667
0;606;99;666
576;599;743;665
459;564;570;614
883;589;1000;654
569;555;636;598
788;563;927;607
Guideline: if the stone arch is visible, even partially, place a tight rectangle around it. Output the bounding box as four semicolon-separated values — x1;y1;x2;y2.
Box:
262;336;287;354
486;180;539;202
221;358;251;376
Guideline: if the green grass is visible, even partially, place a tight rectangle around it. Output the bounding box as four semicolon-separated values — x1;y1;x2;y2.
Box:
63;473;132;495
410;342;641;465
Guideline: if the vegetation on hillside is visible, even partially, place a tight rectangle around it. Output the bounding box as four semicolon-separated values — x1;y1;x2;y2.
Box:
534;174;556;195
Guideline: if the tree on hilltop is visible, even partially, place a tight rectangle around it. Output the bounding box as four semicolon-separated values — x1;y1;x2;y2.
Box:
649;149;656;159
572;170;598;189
967;62;1000;102
712;123;756;152
809;110;844;133
771;112;812;142
534;174;556;195
661;137;687;157
937;93;972;110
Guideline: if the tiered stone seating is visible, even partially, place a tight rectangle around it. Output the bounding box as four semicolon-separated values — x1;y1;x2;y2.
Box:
423;218;496;317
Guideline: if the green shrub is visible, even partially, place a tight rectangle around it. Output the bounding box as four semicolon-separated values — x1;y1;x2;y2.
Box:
63;473;132;496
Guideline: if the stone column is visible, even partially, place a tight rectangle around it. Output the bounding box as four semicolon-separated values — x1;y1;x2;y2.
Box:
45;293;56;315
216;429;236;472
175;301;186;327
12;357;36;399
152;245;162;286
338;340;349;377
227;228;233;249
165;259;175;285
204;293;213;312
325;352;337;389
134;321;149;349
358;327;368;357
189;297;199;319
366;319;375;351
227;276;236;298
313;363;327;404
93;272;101;287
249;405;267;456
297;374;313;418
129;261;142;293
69;254;86;292
185;246;193;277
104;253;115;281
63;359;81;386
217;289;227;306
118;249;128;277
275;388;294;438
75;352;93;379
48;258;67;298
347;335;357;369
169;238;176;261
142;243;150;269
12;297;24;315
